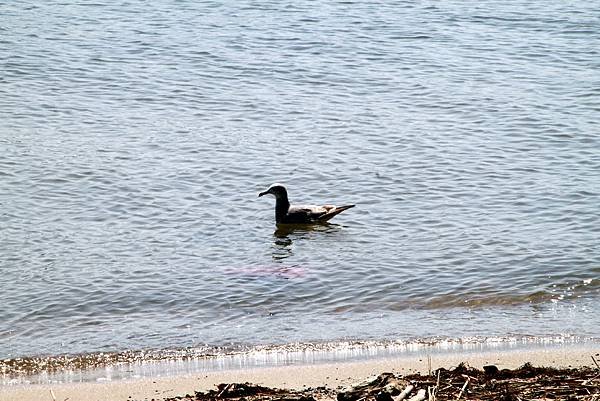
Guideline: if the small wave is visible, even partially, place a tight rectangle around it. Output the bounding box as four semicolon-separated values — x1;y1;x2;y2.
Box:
2;335;596;385
420;279;599;309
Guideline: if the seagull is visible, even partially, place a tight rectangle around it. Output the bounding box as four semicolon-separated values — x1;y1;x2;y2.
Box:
258;183;355;224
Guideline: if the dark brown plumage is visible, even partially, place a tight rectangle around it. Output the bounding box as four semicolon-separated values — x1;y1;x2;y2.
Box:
258;184;355;224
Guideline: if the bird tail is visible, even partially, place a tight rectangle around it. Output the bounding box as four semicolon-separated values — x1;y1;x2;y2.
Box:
318;204;355;222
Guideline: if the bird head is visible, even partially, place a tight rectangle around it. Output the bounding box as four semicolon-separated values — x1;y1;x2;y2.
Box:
258;183;288;199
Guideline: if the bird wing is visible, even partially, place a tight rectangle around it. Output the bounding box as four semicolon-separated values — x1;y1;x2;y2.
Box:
286;204;354;223
287;204;332;221
315;204;355;222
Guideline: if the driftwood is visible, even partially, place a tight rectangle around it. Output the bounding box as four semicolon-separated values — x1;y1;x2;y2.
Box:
407;389;426;401
395;384;414;401
337;372;409;401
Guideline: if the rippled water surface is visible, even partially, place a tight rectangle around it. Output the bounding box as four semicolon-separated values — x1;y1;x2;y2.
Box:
1;0;599;360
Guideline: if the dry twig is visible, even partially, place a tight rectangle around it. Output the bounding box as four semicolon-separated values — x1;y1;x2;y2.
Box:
592;355;600;370
455;377;470;400
427;355;432;377
217;383;232;398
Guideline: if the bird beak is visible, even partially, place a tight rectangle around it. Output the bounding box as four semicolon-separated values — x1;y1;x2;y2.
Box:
258;190;268;197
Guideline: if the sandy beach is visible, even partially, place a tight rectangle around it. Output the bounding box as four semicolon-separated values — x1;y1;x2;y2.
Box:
2;344;598;401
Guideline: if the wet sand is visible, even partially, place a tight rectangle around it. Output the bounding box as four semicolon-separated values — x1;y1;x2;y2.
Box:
1;345;598;401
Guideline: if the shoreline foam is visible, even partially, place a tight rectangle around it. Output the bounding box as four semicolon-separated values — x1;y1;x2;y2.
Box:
1;343;598;401
2;334;594;382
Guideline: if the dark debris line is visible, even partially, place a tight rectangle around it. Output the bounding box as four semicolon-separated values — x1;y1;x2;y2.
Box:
164;363;600;401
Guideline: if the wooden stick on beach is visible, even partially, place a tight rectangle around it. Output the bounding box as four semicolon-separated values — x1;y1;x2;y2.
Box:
429;369;441;401
427;355;432;376
396;384;414;401
456;377;470;400
217;383;233;398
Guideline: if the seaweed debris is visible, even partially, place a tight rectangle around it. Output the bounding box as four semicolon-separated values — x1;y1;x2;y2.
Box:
164;362;599;401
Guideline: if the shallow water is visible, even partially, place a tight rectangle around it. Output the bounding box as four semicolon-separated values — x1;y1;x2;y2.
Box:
1;0;599;361
1;337;594;385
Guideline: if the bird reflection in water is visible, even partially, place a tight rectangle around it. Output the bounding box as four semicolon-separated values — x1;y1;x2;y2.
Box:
272;223;342;261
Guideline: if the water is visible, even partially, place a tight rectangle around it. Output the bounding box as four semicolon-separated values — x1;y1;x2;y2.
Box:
1;0;599;369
